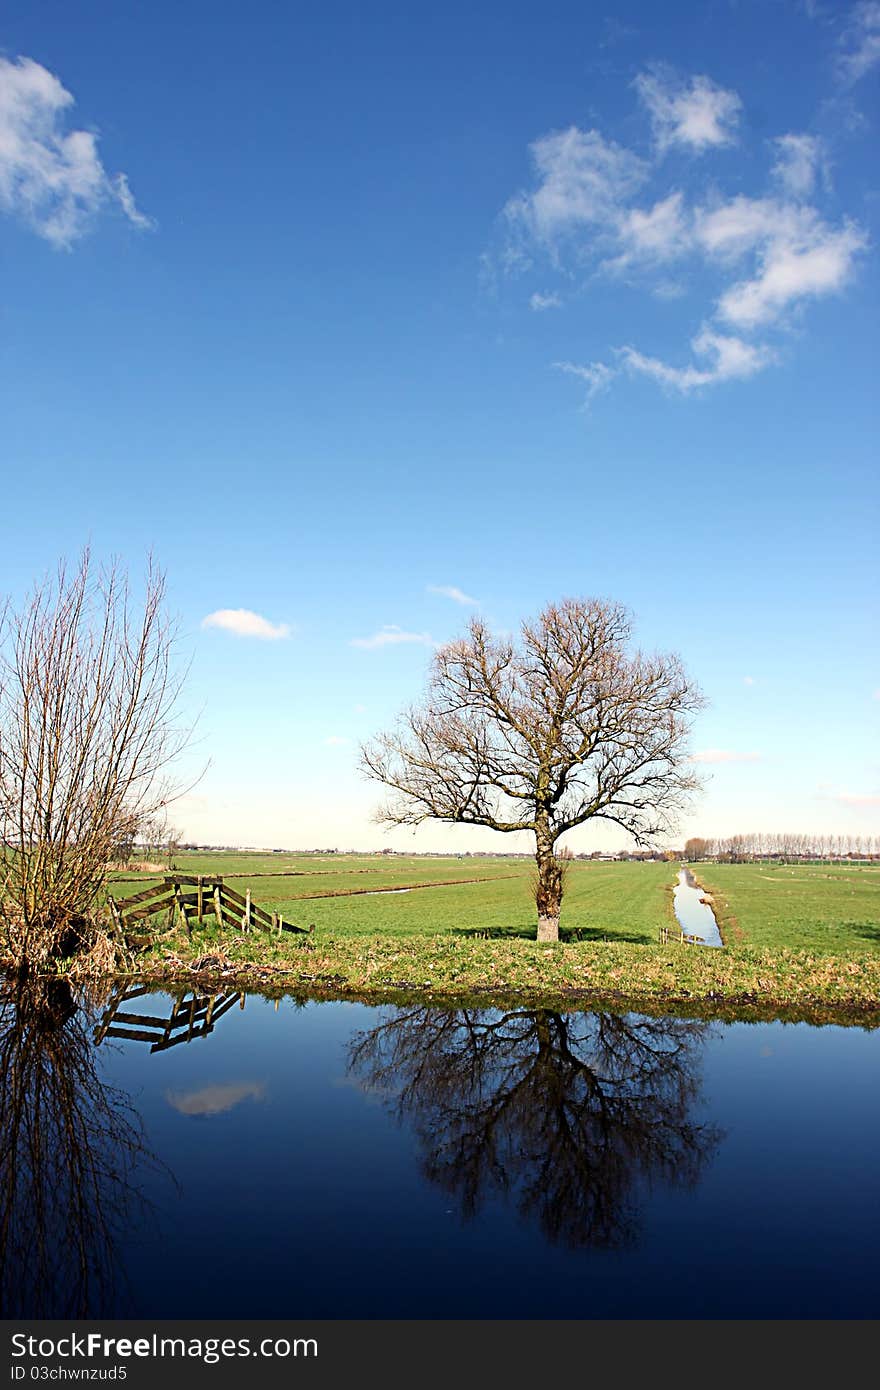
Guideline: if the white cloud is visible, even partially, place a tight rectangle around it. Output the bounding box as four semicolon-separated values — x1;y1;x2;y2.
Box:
324;735;349;747
771;134;827;199
553;359;617;403
202;609;292;640
620;328;776;393
838;2;880;84
504;125;647;250
834;791;880;807
353;703;368;713
0;55;152;247
652;279;686;300
114;171;152;229
351;625;435;650
635;70;741;153
743;676;756;686
529;291;562;310
689;749;762;764
166;1082;265;1117
693;196;867;330
611;191;691;268
427;584;479;606
493;74;866;403
717;217;866;330
695;195;799;260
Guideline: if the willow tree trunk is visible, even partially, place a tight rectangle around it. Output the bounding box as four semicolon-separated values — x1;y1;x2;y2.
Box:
534;821;564;942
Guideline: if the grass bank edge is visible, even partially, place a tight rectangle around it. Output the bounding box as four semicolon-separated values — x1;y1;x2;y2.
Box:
84;926;880;1020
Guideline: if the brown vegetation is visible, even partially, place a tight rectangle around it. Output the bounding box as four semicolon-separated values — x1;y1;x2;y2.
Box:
0;551;189;973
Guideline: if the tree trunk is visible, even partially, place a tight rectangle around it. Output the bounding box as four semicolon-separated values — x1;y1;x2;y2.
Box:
534;819;563;943
537;913;560;942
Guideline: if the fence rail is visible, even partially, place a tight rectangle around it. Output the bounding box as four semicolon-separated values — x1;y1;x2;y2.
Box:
108;874;312;942
659;924;706;946
94;983;245;1051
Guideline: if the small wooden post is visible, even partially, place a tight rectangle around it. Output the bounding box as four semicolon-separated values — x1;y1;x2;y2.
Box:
245;888;252;933
174;882;191;939
214;883;223;928
272;911;278;936
197;876;204;924
278;913;284;936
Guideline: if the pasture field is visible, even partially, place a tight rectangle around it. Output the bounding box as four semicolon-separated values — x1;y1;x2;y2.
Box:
690;861;880;952
112;855;677;944
110;853;880;953
107;853;880;1014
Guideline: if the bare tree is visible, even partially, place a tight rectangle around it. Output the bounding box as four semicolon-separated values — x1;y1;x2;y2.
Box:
348;1006;721;1249
361;598;703;940
684;837;711;862
0;551;189;972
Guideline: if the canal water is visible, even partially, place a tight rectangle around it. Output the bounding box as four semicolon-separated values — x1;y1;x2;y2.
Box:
673;867;723;946
2;982;878;1319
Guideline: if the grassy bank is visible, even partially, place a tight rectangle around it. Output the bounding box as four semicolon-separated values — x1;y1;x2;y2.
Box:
4;853;868;1019
126;915;880;1018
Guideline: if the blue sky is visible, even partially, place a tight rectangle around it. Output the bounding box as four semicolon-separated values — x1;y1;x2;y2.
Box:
1;0;877;851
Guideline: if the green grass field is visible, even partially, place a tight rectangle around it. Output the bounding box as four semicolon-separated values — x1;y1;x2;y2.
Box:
110;852;880;953
102;852;880;1015
113;854;676;943
690;861;880;952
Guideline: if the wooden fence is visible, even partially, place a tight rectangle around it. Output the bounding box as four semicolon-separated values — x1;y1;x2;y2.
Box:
107;875;312;943
659;924;706;946
94;983;244;1052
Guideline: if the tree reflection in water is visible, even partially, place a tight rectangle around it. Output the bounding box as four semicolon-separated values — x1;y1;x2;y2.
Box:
349;1007;722;1249
0;976;161;1317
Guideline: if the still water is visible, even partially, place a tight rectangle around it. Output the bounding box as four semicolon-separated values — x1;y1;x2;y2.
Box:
673;867;723;946
2;980;878;1319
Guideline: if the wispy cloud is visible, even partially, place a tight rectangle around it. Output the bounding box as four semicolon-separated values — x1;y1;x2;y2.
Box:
351;625;435;650
707;202;867;331
743;676;756;686
554;359;617;404
202;609;291;640
635;69;742;153
606;191;691;272
689;749;762;764
771;134;827;199
427;584;479;606
504;126;647;252
619;329;776;393
0;55;152;247
491;69;867;400
324;735;349;746
838;2;880;83
166;1081;266;1117
834;791;880;807
529;290;562;310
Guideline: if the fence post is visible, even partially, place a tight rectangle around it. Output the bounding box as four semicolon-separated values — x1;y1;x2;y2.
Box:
245;888;252;933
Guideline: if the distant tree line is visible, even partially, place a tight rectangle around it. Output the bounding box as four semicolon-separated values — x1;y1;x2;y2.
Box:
684;833;879;863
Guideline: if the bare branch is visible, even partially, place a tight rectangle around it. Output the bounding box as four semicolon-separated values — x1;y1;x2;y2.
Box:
0;551;192;970
360;596;704;940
